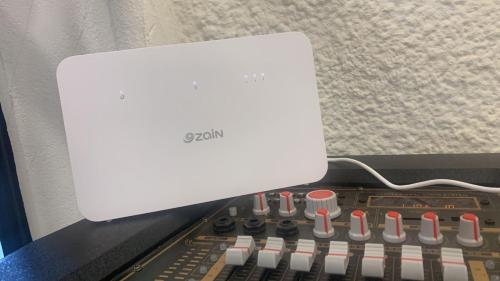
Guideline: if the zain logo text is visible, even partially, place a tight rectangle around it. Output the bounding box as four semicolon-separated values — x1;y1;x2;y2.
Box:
184;129;224;143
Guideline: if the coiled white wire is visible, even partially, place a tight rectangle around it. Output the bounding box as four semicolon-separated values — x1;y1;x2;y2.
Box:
328;157;500;193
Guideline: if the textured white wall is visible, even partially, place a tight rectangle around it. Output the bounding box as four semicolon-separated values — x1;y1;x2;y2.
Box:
146;0;500;155
1;0;500;239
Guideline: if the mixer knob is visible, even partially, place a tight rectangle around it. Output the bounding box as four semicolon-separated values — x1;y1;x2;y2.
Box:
441;248;468;281
304;189;341;219
361;243;385;278
418;212;443;245
253;192;270;216
278;191;297;217
325;241;350;275
290;239;317;272
456;213;483;247
313;208;334;238
383;211;406;243
348;210;371;241
257;237;286;269
225;236;255;266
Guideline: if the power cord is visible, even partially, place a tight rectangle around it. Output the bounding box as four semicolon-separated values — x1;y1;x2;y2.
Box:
328;157;500;193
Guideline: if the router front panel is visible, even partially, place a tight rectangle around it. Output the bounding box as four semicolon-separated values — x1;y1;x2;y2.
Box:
57;32;327;221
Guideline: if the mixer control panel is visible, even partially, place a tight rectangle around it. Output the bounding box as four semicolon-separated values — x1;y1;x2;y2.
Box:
116;186;500;281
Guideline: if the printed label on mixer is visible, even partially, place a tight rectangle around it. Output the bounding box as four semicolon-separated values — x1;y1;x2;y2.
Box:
367;196;480;210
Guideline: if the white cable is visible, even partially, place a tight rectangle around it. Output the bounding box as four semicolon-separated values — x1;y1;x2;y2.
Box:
328;157;500;193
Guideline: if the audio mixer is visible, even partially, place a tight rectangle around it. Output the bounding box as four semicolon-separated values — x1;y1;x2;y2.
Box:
115;185;500;281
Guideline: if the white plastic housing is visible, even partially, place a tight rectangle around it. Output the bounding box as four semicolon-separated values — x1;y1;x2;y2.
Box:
57;32;327;221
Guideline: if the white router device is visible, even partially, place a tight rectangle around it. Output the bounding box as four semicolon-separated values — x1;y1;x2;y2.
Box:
57;32;327;221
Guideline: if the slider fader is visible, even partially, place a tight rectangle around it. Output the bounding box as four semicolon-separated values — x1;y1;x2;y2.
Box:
116;185;500;281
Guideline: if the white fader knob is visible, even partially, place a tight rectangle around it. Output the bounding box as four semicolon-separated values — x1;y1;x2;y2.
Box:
325;241;350;275
278;191;297;217
441;248;468;281
257;237;286;269
253;192;270;216
383;211;406;243
401;245;424;281
304;189;341;219
313;208;334;238
418;212;443;245
225;236;255;266
290;239;317;272
349;210;371;241
361;243;385;278
456;213;483;247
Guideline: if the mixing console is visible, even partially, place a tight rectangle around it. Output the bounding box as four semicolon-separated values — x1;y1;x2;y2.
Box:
116;185;500;281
